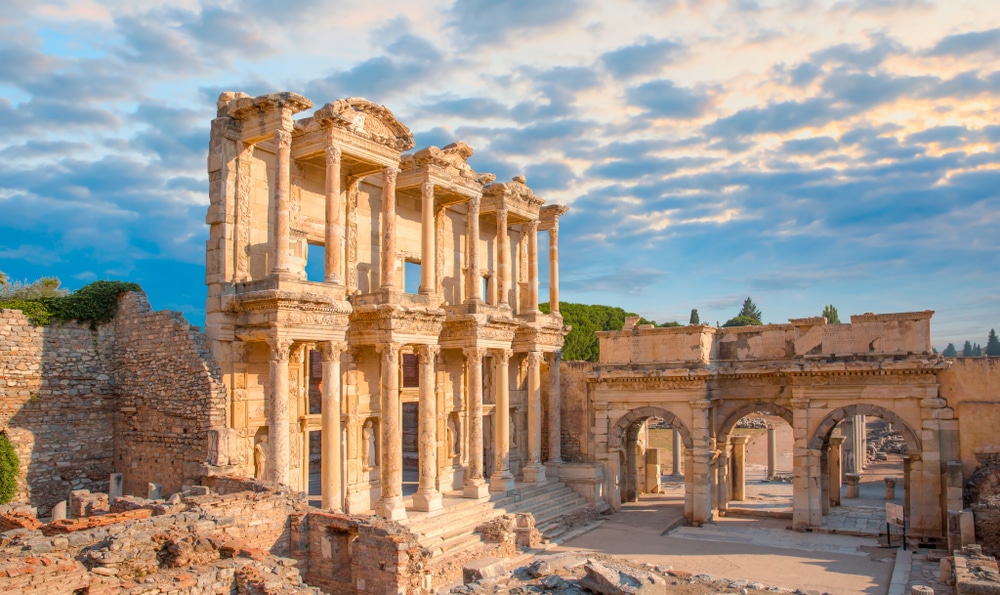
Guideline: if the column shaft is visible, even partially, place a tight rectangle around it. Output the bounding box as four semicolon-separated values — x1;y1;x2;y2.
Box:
490;350;514;492
467;196;481;301
497;207;509;306
420;182;435;294
378;343;405;520
320;342;344;511
527;219;539;311
464;347;489;498
829;436;844;507
267;338;292;485
272;130;292;274
413;345;442;511
671;427;682;476
549;222;560;314
732;435;748;501
380;167;398;289
324;146;343;283
523;352;546;483
546;351;562;463
767;424;777;480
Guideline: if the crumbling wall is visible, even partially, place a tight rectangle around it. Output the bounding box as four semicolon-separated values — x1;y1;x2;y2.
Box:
560;361;594;463
0;308;116;515
113;292;229;497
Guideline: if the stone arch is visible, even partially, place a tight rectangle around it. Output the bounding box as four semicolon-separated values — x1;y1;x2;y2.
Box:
807;403;921;452
608;406;693;451
717;401;794;441
964;462;1000;508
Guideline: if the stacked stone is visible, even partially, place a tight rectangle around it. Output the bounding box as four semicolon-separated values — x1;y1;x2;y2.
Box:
0;308;117;516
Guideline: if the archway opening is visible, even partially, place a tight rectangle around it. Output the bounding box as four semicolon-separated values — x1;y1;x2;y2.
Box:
810;406;918;539
720;410;795;518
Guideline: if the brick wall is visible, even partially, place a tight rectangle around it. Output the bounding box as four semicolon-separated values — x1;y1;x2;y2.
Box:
0;309;116;515
113;292;228;497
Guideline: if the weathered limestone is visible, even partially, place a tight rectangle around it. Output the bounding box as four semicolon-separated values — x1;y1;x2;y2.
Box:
324;145;343;283
829;435;844;507
523;352;546;484
547;351;562;463
491;349;515;493
377;343;405;520
413;345;442;511
466;347;490;498
319;341;345;511
767;424;777;480
730;435;749;501
267;338;293;486
671;429;682;477
885;476;898;500
844;473;861;498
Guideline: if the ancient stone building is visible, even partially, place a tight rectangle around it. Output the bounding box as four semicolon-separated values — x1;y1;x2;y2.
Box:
204;92;568;520
558;312;1000;548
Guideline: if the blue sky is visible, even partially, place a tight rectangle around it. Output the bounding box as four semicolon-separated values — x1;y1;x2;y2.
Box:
1;0;998;349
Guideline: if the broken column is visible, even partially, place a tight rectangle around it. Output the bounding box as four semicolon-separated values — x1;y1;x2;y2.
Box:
885;476;897;500
845;473;861;498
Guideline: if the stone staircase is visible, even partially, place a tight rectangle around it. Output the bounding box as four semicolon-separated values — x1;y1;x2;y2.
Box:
403;481;593;562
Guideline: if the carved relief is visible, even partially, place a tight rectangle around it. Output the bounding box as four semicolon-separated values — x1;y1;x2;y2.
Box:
347;177;360;292
235;145;252;280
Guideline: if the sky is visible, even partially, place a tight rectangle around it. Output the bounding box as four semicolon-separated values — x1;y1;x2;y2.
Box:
0;0;998;350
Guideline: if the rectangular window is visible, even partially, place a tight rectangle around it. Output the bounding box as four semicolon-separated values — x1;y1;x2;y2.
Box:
306;243;326;282
404;261;421;294
402;353;419;388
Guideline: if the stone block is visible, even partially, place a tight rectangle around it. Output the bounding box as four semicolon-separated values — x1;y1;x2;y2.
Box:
463;557;508;584
580;559;667;595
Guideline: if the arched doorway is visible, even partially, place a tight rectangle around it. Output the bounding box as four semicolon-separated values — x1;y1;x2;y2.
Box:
608;406;696;521
717;402;795;517
808;404;922;535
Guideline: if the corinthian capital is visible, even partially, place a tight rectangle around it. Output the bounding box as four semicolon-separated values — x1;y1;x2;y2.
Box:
274;129;292;148
266;337;294;363
383;166;398;185
468;195;481;216
325;146;342;165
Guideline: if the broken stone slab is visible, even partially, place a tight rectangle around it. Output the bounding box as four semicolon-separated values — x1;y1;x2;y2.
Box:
464;557;509;584
50;501;67;521
579;559;666;595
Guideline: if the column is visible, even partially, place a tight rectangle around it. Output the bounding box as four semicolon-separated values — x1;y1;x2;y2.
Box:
490;349;515;492
272;129;292;274
767;424;777;480
549;220;560;314
523;352;546;484
413;345;442;511
266;338;293;485
497;206;509;306
463;347;489;498
318;341;345;511
467;195;481;302
671;427;682;476
380;167;398;290
546;351;562;463
419;182;435;295
791;395;820;529
820;446;830;515
527;219;539;312
829;435;845;507
689;401;712;524
324;145;343;284
377;343;405;520
731;435;749;501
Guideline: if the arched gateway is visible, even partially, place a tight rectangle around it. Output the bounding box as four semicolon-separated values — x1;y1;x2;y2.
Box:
586;312;951;537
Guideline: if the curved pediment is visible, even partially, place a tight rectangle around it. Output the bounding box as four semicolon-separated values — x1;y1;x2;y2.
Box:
313;98;414;151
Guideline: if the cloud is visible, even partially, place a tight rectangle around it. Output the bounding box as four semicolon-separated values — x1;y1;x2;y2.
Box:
626;79;711;118
927;28;1000;57
705;97;836;138
560;265;670;295
600;37;684;79
447;0;585;47
523;161;577;192
782;136;838;155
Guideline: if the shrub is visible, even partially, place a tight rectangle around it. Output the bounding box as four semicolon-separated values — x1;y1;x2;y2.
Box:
0;434;19;504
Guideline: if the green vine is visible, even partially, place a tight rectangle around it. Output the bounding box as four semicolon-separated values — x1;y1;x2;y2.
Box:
0;280;142;328
0;434;19;505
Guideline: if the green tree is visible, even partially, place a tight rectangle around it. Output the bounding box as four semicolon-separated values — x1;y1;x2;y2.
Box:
0;276;67;300
942;343;958;357
540;302;658;362
689;309;700;325
986;329;1000;356
723;297;763;327
974;343;982;357
0;434;18;504
962;341;974;357
821;304;841;324
723;315;763;327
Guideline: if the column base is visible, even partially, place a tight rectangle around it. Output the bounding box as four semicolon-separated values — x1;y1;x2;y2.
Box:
377;496;407;521
463;479;490;499
544;461;562;481
412;488;443;512
489;471;516;493
522;463;547;484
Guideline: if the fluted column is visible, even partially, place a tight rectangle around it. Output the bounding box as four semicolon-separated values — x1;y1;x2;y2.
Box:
463;347;489;498
527;219;539;312
324;145;343;284
413;345;442;511
266;338;293;485
523;351;546;484
497;206;509;306
318;341;345;510
272;129;292;274
490;349;515;492
547;351;562;463
377;343;405;520
549;220;560;314
380;167;398;290
420;182;435;295
467;195;481;302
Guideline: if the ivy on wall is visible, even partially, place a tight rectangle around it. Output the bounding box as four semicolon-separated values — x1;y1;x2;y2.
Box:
0;434;19;505
0;280;142;328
